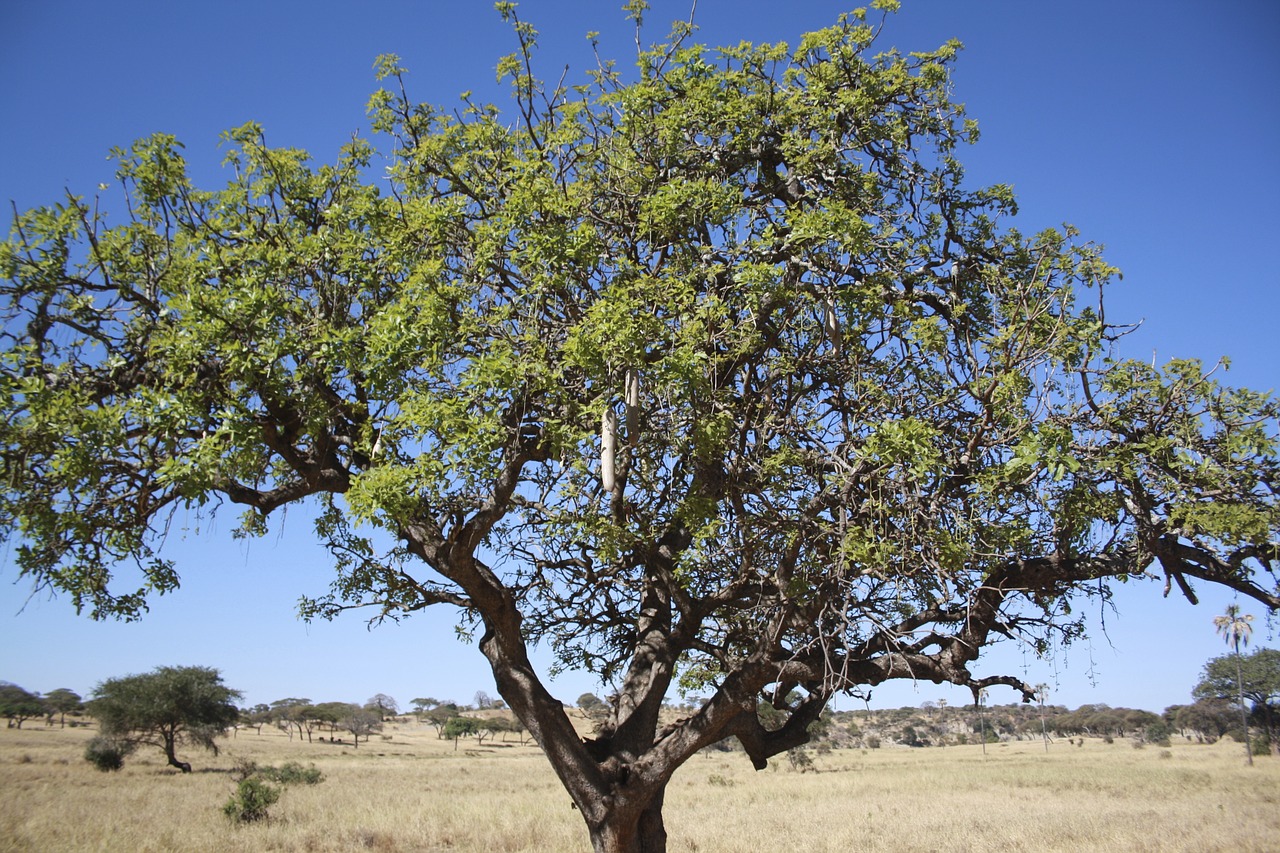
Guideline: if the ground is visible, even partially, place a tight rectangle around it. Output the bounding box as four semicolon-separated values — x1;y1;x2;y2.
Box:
0;717;1276;851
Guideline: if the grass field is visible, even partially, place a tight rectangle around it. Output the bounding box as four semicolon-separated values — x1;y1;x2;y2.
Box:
1;721;1276;852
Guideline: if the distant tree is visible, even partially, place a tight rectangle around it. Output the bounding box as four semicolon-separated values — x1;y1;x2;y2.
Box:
1195;647;1279;756
88;665;240;773
367;694;399;719
341;709;382;748
577;693;609;725
242;704;273;735
974;688;990;755
0;682;45;728
1212;605;1257;765
423;707;453;738
270;698;314;742
473;690;494;710
1034;684;1051;753
42;688;82;728
1173;699;1235;743
311;701;357;736
411;697;439;715
443;715;481;750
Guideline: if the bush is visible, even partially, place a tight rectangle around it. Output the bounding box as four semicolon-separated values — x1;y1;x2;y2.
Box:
787;747;815;772
84;736;134;772
223;777;281;823
1144;721;1173;747
1250;737;1270;757
259;761;324;785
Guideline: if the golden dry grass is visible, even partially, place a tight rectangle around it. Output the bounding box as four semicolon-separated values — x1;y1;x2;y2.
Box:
0;722;1276;852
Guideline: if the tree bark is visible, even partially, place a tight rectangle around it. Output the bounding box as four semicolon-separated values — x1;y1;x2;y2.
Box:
587;790;667;853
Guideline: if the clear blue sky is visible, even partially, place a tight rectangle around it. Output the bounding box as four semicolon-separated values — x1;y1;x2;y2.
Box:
1;1;1276;714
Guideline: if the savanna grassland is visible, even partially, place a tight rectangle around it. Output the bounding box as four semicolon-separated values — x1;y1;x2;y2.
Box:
0;720;1276;852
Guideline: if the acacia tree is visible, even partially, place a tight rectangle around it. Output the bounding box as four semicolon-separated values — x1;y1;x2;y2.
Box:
88;666;240;773
0;682;45;729
43;687;82;727
1;5;1278;850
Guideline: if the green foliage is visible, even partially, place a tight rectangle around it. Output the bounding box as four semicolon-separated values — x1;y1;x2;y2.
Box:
1194;648;1279;708
0;683;45;728
258;761;325;785
222;777;281;823
89;666;240;773
442;716;482;741
2;3;1278;842
84;735;135;772
1143;721;1173;747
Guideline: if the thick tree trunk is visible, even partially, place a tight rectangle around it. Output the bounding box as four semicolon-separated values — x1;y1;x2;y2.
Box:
587;791;668;853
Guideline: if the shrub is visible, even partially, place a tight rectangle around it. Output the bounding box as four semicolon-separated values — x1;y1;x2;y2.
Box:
260;761;324;785
223;777;281;823
787;748;815;772
84;736;134;772
1144;721;1173;747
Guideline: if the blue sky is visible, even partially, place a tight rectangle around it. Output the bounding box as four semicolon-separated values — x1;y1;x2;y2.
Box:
1;0;1276;714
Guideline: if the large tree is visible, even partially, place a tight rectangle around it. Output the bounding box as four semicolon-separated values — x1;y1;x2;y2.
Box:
1195;647;1280;756
1;4;1278;850
87;665;241;773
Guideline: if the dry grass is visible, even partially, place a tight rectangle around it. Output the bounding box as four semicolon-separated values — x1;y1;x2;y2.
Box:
1;723;1276;852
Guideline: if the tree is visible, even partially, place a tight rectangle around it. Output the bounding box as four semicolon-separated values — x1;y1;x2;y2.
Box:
367;693;399;719
1034;684;1051;753
43;687;82;727
0;682;45;728
241;703;273;735
442;715;481;750
270;698;313;742
411;697;439;715
474;690;494;710
1195;647;1280;756
87;666;240;773
2;5;1278;850
311;701;357;736
341;709;382;748
1172;699;1235;743
1212;605;1257;765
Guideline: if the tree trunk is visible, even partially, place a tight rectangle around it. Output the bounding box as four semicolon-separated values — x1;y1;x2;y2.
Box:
587;791;668;853
162;735;192;773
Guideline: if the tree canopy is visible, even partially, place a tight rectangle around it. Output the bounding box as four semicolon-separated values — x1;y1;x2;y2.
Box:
2;4;1277;850
88;665;241;773
0;682;45;728
1195;647;1280;754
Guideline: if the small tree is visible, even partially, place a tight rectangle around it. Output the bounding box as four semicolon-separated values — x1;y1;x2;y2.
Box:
1212;605;1256;765
341;709;382;748
43;688;82;728
443;715;481;750
411;697;439;716
0;683;45;729
88;666;240;773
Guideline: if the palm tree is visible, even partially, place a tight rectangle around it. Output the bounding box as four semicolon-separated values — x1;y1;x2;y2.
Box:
1213;604;1255;766
1035;684;1051;753
975;688;989;756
